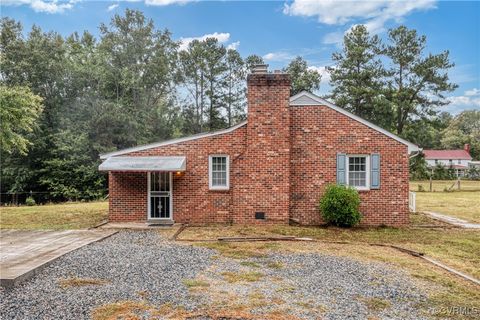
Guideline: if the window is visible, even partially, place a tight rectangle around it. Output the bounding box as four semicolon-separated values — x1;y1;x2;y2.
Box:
209;155;229;190
347;155;370;190
458;159;461;164
435;159;438;164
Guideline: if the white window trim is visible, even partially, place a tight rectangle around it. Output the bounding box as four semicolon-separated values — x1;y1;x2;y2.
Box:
209;155;230;190
346;155;370;191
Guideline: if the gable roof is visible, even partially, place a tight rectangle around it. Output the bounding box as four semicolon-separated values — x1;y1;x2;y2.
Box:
100;91;420;159
423;149;472;160
99;120;247;159
290;91;420;153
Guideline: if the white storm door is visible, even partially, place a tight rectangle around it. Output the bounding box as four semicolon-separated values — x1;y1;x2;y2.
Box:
148;172;172;219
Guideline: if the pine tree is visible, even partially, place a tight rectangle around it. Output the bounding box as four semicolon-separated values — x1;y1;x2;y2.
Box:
329;25;390;129
283;56;321;96
224;49;246;126
385;26;457;134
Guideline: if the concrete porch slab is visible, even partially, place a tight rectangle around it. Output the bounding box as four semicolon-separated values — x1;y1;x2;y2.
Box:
99;222;180;230
0;229;117;288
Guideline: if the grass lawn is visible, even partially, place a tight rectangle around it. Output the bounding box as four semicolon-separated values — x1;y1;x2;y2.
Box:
410;180;480;223
409;180;480;192
0;201;108;230
416;192;480;223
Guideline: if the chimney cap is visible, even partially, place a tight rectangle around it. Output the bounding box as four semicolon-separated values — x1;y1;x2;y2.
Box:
252;64;269;74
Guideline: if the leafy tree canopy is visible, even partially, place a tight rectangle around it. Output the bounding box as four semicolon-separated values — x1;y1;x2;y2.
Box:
0;86;43;155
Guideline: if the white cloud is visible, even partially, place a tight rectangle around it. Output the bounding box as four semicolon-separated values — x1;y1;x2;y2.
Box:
262;51;294;62
465;88;480;97
2;0;196;12
284;0;437;35
226;41;240;50
444;88;480;114
178;32;230;51
307;65;333;83
322;31;343;45
2;0;77;13
107;3;119;11
145;0;195;5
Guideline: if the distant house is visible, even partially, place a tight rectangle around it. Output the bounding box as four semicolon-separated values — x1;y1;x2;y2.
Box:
423;144;472;177
99;65;419;227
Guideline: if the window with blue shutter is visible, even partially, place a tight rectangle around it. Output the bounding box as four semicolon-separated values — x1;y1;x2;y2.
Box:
336;153;346;185
370;153;380;189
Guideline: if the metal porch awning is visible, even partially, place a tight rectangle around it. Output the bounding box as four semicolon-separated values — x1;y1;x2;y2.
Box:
98;156;186;172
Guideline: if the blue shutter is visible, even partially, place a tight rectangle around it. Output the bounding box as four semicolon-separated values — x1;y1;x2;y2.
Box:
371;153;380;189
336;153;347;185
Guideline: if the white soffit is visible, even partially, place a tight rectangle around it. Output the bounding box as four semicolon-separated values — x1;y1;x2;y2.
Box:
290;91;419;153
99;156;186;172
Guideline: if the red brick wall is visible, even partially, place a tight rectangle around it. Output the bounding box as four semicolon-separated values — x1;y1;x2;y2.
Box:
290;105;410;226
108;172;147;221
232;73;292;224
108;126;247;223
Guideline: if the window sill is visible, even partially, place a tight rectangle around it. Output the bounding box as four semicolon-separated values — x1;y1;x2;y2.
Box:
209;187;230;192
349;186;370;192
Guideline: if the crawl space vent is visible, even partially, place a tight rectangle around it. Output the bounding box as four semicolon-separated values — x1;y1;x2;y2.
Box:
255;212;266;220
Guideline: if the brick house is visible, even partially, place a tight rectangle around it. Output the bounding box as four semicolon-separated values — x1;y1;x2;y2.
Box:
99;66;419;226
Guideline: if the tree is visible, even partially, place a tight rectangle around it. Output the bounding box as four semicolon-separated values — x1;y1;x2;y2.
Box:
283;56;321;96
441;110;480;160
384;26;457;135
0;86;43;155
409;153;429;180
1;19;69;196
39;131;105;200
245;54;264;73
329;25;390;129
223;49;246;126
178;39;209;134
97;9;178;146
0;11;268;202
202;38;228;131
402;112;452;149
179;38;234;132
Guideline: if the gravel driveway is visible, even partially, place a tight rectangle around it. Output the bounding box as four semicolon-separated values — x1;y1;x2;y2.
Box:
0;231;427;320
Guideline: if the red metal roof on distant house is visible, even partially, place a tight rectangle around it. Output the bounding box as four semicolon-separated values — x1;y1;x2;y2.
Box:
423;149;472;160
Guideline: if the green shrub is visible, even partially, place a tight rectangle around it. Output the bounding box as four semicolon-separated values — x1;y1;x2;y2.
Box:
319;184;361;227
25;196;36;206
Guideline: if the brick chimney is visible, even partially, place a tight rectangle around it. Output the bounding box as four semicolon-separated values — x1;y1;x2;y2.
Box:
233;65;291;223
464;144;470;154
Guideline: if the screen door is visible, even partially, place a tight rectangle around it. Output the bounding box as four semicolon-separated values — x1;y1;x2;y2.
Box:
148;172;172;219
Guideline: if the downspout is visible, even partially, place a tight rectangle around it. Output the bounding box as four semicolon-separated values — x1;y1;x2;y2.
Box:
409;149;423;159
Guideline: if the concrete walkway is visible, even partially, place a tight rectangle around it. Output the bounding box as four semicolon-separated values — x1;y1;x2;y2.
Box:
423;211;480;229
0;229;117;288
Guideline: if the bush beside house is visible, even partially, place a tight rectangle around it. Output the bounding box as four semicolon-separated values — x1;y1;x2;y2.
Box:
319;185;362;227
